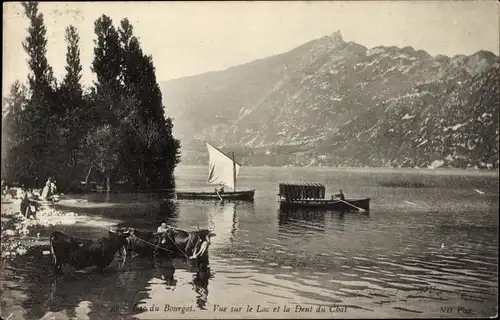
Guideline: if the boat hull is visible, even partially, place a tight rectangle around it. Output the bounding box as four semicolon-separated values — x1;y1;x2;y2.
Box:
176;190;255;201
279;198;370;212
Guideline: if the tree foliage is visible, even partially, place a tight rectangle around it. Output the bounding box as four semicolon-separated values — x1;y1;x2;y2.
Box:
2;3;180;192
2;81;30;182
62;25;83;98
21;1;54;101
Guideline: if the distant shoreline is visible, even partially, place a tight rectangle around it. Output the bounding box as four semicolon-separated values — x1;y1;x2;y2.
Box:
174;164;499;176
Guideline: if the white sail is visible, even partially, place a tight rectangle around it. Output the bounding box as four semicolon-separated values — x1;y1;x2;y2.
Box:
206;142;240;191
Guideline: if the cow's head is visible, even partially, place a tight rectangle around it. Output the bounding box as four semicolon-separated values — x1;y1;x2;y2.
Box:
108;227;132;245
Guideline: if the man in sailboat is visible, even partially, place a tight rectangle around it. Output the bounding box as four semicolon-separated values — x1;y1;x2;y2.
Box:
215;182;224;194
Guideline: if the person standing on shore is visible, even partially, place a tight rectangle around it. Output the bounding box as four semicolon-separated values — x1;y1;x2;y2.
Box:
50;180;57;195
20;192;36;218
41;178;52;200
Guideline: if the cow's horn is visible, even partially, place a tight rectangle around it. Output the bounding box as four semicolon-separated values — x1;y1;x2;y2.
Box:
109;228;116;233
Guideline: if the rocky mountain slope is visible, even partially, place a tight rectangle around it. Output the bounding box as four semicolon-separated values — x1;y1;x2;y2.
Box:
161;31;499;168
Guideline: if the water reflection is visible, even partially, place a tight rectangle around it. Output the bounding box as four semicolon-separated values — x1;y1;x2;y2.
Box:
157;259;177;290
190;201;255;250
190;262;212;310
135;257;214;315
6;247;145;320
277;208;326;233
208;202;237;249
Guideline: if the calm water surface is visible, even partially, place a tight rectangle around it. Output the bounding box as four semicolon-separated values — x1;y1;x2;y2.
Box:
1;166;498;319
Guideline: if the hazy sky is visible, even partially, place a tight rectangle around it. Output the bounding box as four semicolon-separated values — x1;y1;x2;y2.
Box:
3;1;499;96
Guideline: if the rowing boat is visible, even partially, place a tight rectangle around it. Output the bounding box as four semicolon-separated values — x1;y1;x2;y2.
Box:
279;197;370;212
277;183;370;212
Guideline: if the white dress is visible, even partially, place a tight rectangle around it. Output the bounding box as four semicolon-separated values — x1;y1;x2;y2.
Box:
41;185;51;199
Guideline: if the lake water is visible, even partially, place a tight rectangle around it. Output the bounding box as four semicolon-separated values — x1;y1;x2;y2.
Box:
1;166;498;319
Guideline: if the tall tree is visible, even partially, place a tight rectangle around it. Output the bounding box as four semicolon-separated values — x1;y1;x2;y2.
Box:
138;53;180;188
91;15;122;104
117;18;180;189
88;15;124;190
118;18;134;87
21;1;54;103
118;21;145;187
54;25;87;190
20;1;56;186
62;25;83;98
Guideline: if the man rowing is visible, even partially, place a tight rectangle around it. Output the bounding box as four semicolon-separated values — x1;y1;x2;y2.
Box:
334;189;346;213
334;189;345;201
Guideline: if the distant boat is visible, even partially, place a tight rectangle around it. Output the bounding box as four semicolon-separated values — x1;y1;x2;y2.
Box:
176;142;255;201
277;183;370;212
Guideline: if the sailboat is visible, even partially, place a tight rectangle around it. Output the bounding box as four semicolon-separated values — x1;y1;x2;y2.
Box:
176;142;255;201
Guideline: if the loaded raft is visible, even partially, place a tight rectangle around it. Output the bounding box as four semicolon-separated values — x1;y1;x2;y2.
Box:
278;183;370;212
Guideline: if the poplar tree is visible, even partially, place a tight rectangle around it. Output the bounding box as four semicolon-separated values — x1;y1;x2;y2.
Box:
87;15;123;191
118;18;180;189
20;1;56;186
62;25;83;99
137;53;180;188
55;25;86;188
21;1;55;103
91;15;122;104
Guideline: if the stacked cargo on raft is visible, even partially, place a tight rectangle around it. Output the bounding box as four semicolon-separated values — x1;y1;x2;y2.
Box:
278;183;370;213
279;183;326;201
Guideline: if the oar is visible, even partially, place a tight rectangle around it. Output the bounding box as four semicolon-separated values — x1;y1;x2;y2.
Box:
336;199;366;213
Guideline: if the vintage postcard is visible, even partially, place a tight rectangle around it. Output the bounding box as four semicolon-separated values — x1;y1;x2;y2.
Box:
1;1;498;319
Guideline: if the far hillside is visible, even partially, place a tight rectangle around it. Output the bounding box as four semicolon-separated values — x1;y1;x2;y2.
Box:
161;31;499;169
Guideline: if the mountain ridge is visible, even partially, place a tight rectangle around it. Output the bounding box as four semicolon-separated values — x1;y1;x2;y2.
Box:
161;31;499;169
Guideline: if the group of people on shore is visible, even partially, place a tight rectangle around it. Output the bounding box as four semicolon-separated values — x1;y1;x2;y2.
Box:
21;178;59;218
41;177;58;200
1;177;59;218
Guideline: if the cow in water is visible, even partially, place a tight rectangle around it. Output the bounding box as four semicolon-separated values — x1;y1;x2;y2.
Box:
50;229;131;275
110;226;215;269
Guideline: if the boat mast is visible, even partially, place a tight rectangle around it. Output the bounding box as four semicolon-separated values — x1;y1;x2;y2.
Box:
232;152;236;192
